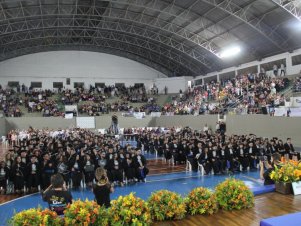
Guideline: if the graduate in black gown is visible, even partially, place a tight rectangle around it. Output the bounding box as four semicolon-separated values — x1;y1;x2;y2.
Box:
12;156;26;194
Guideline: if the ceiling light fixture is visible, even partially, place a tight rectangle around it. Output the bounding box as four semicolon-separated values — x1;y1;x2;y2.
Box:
218;46;241;58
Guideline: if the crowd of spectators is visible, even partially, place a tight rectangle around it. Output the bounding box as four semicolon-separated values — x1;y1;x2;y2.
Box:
24;89;64;117
0;86;22;117
0;73;294;118
161;73;289;116
292;77;301;93
0;126;297;194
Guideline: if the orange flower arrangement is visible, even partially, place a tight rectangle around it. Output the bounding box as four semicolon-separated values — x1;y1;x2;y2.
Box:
9;208;61;226
147;190;186;221
215;178;254;211
109;192;152;226
186;187;218;215
64;199;109;226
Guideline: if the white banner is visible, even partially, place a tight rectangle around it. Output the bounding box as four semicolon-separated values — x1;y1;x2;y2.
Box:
274;107;287;116
290;108;301;117
64;113;74;119
150;112;161;117
290;97;301;107
133;112;146;119
65;105;78;112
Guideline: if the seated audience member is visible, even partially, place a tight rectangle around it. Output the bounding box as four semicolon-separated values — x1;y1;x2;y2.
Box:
259;153;281;185
42;174;73;215
93;167;114;208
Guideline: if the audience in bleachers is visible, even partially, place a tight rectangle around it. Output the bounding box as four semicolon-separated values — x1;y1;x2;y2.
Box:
0;73;293;117
162;73;289;115
292;77;301;92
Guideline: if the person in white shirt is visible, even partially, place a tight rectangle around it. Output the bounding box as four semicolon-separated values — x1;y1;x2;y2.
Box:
280;63;285;76
273;64;278;77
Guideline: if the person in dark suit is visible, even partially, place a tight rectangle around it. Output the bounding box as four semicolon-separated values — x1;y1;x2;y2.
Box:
198;147;212;175
133;149;148;182
26;155;40;193
284;138;298;160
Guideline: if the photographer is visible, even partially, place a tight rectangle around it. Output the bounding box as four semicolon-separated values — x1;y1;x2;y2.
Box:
260;153;281;185
42;174;73;215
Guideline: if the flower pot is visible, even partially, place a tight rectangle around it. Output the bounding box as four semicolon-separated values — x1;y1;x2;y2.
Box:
275;182;292;195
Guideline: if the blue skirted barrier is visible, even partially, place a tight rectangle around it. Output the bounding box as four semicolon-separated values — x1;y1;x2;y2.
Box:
260;212;301;226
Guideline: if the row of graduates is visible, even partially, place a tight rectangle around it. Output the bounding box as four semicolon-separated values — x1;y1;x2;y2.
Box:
0;146;148;194
154;137;297;175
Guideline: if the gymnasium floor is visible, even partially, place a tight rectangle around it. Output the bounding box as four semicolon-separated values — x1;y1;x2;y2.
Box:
0;168;272;224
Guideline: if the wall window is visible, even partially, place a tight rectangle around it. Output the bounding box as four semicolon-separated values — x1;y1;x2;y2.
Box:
115;83;125;88
7;81;19;87
74;82;84;88
53;82;63;88
292;54;301;66
134;83;144;88
95;83;105;88
30;82;42;88
260;59;286;71
237;65;258;75
194;79;203;86
204;75;217;84
219;71;235;82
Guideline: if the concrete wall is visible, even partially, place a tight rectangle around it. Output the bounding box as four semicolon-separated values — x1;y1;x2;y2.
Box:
5;118;76;131
195;47;301;80
155;115;218;130
226;115;301;146
0;51;166;90
154;76;193;94
0;118;6;137
95;116;154;129
3;115;301;146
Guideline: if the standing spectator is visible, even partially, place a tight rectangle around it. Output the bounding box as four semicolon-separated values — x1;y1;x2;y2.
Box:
280;63;285;76
273;64;278;77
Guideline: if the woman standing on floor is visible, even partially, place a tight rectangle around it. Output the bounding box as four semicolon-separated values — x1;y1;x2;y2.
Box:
93;167;114;208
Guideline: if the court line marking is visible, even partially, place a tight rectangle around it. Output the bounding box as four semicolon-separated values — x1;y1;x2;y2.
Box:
148;171;193;176
0;192;39;206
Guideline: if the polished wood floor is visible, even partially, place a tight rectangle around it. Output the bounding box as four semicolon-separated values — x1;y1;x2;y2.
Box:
153;193;301;226
148;158;186;175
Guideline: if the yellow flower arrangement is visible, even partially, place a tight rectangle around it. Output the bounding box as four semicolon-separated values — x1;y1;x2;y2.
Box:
9;208;61;226
270;160;301;183
64;199;109;226
215;178;254;211
10;178;257;224
186;187;218;215
109;192;152;226
147;190;186;221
